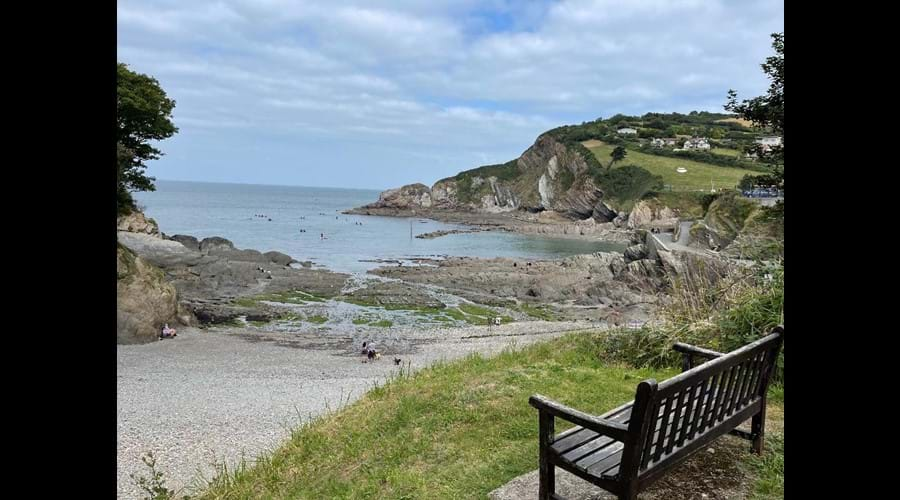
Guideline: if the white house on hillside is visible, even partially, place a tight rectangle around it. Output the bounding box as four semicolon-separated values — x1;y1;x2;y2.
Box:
682;137;711;150
650;137;678;148
755;136;782;153
756;136;782;146
617;127;638;135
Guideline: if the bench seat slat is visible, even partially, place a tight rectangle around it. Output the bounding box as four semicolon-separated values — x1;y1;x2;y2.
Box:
584;446;625;477
550;404;633;454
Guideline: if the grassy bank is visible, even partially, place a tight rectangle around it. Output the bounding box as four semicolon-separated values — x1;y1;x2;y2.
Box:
584;141;754;191
193;332;782;499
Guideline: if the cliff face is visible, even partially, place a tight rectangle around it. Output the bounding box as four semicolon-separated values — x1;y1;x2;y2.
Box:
367;183;433;209
359;134;618;221
117;243;181;344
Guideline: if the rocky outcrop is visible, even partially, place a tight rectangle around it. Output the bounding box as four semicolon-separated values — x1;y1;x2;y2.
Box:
623;244;649;263
199;236;235;253
342;281;445;309
626;200;678;230
688;192;758;251
117;243;179;344
415;228;485;239
118;231;349;325
264;251;295;266
117;211;160;237
430;179;457;209
353;134;618;222
169;234;200;251
689;221;730;251
364;183;433;210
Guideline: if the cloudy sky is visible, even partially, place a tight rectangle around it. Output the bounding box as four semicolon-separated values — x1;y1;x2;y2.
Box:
118;0;784;190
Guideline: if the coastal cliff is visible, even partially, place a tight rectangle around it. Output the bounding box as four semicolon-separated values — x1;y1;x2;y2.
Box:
353;134;620;222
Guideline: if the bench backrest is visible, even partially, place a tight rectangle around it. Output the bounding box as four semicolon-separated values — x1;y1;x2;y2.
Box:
621;327;784;481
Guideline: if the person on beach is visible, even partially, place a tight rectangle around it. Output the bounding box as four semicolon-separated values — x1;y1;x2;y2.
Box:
161;323;177;338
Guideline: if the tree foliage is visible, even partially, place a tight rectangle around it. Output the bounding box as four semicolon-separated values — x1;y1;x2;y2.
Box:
608;145;627;169
117;63;178;215
726;33;783;190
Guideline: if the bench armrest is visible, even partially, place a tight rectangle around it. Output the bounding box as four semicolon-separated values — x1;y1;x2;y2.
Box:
672;343;725;372
529;394;629;442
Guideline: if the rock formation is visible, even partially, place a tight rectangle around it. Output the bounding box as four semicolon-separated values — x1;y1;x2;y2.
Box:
117;242;181;344
353;134;619;222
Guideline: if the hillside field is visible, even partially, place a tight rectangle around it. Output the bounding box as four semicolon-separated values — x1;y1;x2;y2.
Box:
583;141;756;191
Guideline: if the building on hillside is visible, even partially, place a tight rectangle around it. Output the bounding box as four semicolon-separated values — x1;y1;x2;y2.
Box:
755;136;783;153
617;127;638;135
682;137;711;150
757;136;782;146
650;137;678;148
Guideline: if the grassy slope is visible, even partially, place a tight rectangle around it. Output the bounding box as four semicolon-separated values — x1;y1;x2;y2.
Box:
711;147;741;157
199;333;783;499
584;142;754;191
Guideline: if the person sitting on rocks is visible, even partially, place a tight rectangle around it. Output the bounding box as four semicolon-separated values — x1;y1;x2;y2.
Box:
161;323;177;338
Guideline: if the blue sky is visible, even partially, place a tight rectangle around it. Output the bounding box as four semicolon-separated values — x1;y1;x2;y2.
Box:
118;0;784;190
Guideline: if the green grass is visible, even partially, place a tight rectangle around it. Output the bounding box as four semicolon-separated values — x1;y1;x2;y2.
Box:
197;332;782;499
343;299;513;326
353;316;394;328
233;290;328;307
457;303;497;317
306;314;328;324
711;147;741;158
198;333;677;498
647;192;707;218
585;142;756;191
747;432;784;499
514;303;559;321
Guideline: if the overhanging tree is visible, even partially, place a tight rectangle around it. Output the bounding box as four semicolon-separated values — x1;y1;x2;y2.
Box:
726;32;783;191
117;63;178;215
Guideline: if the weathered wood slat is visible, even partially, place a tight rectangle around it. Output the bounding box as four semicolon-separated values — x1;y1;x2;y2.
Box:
733;356;754;410
666;389;687;455
585;446;625;476
677;382;699;447
639;401;660;469
730;362;749;412
577;441;625;470
655;332;781;398
551;404;633;454
688;378;709;440
716;364;738;423
699;372;722;431
642;391;716;467
653;397;673;462
530;395;630;442
562;434;618;463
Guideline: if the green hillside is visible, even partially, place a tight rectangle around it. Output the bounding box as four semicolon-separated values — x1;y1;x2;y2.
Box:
584;141;757;191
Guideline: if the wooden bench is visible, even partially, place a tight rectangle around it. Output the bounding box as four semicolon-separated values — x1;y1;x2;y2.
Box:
529;325;784;500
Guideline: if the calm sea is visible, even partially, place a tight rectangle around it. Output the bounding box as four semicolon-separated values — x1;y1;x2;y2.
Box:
134;180;625;274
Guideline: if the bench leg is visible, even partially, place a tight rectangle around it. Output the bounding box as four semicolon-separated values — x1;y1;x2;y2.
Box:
538;412;555;500
618;488;638;500
751;400;767;455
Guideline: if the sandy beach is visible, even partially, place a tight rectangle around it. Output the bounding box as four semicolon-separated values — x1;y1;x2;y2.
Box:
117;321;598;499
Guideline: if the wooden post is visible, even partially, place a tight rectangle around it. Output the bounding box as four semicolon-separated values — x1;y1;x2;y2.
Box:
538;411;555;500
619;380;658;498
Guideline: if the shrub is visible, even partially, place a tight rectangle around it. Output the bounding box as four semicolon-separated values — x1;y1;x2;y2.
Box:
593;165;664;204
599;259;784;383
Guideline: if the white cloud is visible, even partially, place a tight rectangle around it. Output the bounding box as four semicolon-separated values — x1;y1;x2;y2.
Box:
118;0;783;189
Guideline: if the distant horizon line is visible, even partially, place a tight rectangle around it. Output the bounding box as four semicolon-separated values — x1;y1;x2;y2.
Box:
153;178;386;192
